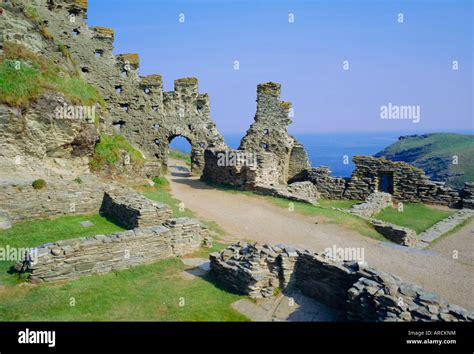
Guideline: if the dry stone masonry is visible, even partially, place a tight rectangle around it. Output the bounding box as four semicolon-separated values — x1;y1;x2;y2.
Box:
10;0;227;175
23;217;208;283
349;192;393;218
210;243;474;322
100;189;171;229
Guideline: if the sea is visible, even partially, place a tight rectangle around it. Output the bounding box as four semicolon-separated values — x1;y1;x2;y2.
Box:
169;132;434;177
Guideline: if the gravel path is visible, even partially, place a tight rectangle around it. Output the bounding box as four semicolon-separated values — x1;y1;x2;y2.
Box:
167;159;474;310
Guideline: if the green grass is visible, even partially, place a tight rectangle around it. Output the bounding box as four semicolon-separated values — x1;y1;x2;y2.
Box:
374;203;455;234
204;181;384;240
89;133;145;172
317;199;360;209
0;211;245;321
0;214;125;286
0;42;105;108
140;178;229;240
375;133;474;189
0;258;247;321
169;149;191;165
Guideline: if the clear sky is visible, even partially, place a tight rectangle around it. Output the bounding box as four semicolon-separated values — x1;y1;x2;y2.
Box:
87;0;473;134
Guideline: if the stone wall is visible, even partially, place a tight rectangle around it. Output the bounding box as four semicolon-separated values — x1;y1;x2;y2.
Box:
25;217;208;283
201;149;280;188
239;82;310;184
8;0;227;175
461;182;474;209
343;156;460;206
209;242;298;298
0;175;106;223
370;220;418;247
100;190;171;229
290;167;347;199
0;174;170;229
349;192;392;218
210;243;474;322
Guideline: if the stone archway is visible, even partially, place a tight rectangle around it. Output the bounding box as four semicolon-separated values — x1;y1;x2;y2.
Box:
165;133;202;176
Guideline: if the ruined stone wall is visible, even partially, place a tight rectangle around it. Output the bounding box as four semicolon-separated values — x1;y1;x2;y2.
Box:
26;217;208;283
0;174;171;227
290;167;347;199
239;82;309;183
20;0;226;175
0;175;106;222
210;243;474;322
201;149;280;188
100;190;172;229
343;156;460;206
461;182;474;209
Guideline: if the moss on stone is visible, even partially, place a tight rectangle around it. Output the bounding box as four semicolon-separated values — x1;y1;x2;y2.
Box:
89;133;145;172
91;26;114;37
259;82;280;93
280;101;291;109
141;74;162;86
32;179;47;190
118;53;139;66
175;77;198;85
73;0;88;9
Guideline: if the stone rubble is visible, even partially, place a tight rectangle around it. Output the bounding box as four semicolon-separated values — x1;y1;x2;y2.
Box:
210;243;474;322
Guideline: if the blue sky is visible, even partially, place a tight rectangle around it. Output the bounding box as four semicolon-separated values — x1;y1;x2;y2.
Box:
88;0;473;134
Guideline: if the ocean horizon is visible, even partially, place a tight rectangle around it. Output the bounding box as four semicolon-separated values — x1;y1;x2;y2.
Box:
169;131;473;178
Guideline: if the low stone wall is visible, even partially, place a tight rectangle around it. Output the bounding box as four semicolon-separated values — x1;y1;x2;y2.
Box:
201;149;280;188
209;242;298;298
349;192;392;218
290;167;347;199
343;156;461;206
417;209;474;248
250;181;318;205
461;182;474;209
25;217;208;283
371;220;418;247
0;175;106;223
100;190;171;229
210;243;474;322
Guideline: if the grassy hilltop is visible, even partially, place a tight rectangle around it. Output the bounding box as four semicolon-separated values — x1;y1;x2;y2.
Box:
374;133;474;189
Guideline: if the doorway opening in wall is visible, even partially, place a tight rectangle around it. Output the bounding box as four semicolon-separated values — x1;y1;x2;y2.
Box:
378;172;394;194
168;135;192;177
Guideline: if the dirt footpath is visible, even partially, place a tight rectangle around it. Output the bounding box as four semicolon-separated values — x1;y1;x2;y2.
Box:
167;159;474;310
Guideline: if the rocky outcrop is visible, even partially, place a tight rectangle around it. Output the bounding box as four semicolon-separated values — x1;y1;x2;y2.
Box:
210;243;474;322
23;217;209;283
16;0;227;175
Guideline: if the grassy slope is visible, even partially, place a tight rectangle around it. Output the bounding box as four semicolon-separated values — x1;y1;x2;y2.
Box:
89;133;145;172
0;42;105;108
0;184;245;321
0;258;246;321
374;204;454;234
169;149;191;165
375;133;474;189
